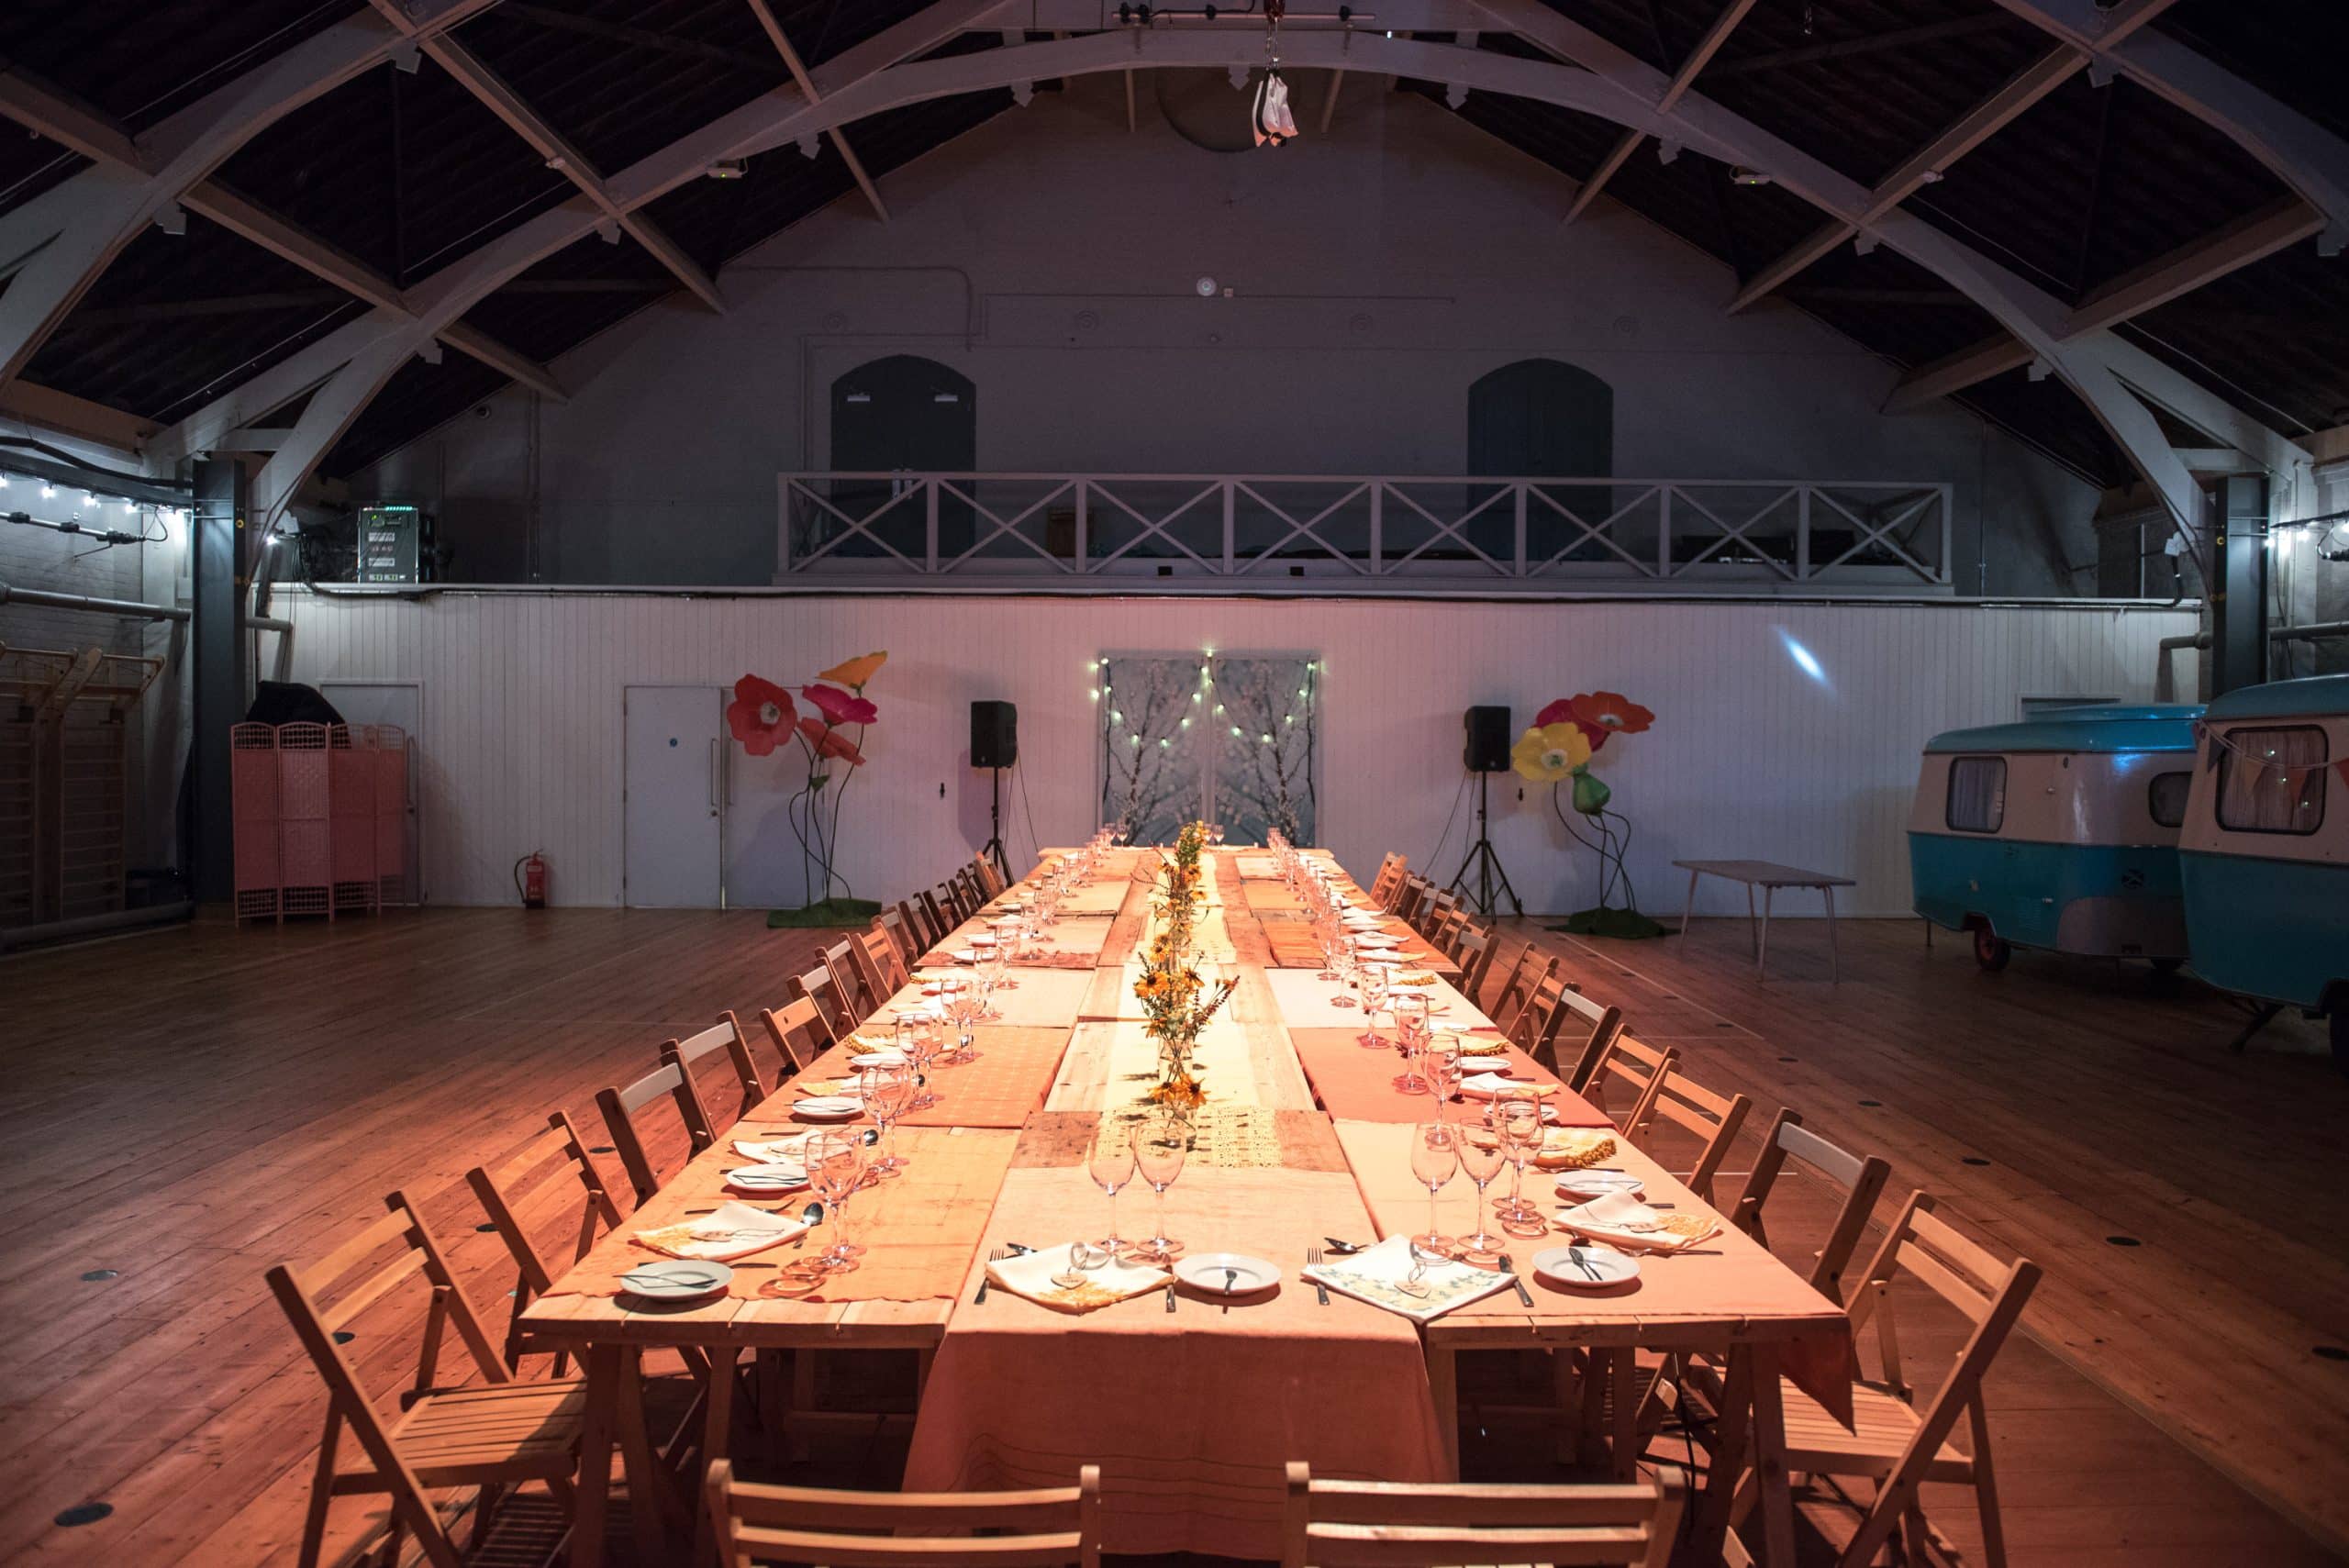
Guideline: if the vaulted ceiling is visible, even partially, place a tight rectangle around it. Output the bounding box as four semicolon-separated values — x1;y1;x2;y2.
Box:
2;0;2342;511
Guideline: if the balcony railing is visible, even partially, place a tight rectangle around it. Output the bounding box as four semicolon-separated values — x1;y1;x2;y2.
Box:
776;473;1954;593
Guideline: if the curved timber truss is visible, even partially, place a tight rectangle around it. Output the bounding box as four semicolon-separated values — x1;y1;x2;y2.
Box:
4;0;2342;569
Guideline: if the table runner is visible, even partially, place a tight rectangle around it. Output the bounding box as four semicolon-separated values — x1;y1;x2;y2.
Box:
1046;1018;1316;1114
1261;918;1453;976
801;1025;1072;1129
543;1124;1016;1305
1263;965;1477;1030
1332;1119;1856;1423
1286;1028;1613;1127
1014;1108;1352;1173
874;966;1096;1029
900;1162;1446;1558
924;914;1115;969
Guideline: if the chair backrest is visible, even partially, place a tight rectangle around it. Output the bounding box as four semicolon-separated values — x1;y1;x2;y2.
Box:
1641;1065;1752;1204
940;875;975;923
1552;984;1625;1095
1368;852;1407;907
707;1458;1102;1568
1584;1034;1677;1143
1506;966;1575;1066
973;855;1008;897
1485;941;1551;1033
1392;875;1429;923
464;1112;627;1368
822;940;873;1027
1279;1462;1684;1568
788;964;851;1045
896;895;939;952
1731;1108;1892;1303
266;1192;511;1481
918;886;952;942
760;995;830;1074
595;1061;701;1204
663;1012;767;1147
1453;924;1497;1008
877;906;919;968
1414;888;1460;939
859;922;912;997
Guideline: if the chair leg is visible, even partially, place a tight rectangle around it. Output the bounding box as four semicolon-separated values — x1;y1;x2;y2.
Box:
297;1406;343;1568
1969;1399;2009;1568
1900;1505;1930;1564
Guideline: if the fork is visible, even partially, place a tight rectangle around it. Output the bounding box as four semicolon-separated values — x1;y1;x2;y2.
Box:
1497;1251;1534;1307
975;1247;1004;1305
1307;1246;1330;1307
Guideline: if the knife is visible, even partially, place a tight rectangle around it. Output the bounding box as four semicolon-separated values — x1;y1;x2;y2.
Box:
1498;1252;1534;1307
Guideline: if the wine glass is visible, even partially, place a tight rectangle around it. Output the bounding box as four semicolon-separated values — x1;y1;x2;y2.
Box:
1491;1087;1546;1232
1393;993;1431;1093
990;917;1021;987
806;1129;867;1272
1409;1120;1458;1258
1130;1115;1188;1263
860;1062;913;1176
1089;1131;1137;1258
1424;1028;1464;1119
1330;943;1359;1010
1455;1129;1508;1259
902;1015;941;1110
1356;961;1389;1049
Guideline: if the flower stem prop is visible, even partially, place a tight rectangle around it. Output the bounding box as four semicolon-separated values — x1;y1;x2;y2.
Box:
1513;690;1667;940
730;652;887;926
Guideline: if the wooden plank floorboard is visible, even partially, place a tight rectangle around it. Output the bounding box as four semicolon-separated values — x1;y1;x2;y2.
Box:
1;907;2340;1565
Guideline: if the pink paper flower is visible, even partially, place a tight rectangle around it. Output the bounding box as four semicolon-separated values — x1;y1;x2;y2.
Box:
726;676;796;756
801;683;879;727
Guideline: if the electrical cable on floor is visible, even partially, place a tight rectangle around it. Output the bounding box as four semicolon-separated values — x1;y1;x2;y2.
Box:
1423;771;1470;874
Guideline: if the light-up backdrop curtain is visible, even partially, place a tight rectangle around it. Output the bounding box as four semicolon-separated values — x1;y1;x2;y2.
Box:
1098;653;1319;845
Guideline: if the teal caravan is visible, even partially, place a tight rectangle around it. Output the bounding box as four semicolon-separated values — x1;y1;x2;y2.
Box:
2179;674;2349;1069
1908;706;2204;972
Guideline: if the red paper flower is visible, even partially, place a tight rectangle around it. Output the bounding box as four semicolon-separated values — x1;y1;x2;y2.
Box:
798;717;866;766
1570;691;1653;737
802;683;879;727
1534;696;1609;752
726;675;797;756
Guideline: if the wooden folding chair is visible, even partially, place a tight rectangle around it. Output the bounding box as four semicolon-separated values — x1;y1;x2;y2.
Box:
972;854;1008;898
788;963;852;1046
464;1112;626;1373
267;1192;587;1568
1552;984;1626;1095
821;940;874;1027
706;1458;1102;1568
1484;940;1552;1034
917;887;952;943
1637;1063;1752;1205
857;922;911;997
1505;966;1576;1069
759;995;831;1075
1719;1192;2040;1568
1391;875;1429;924
1415;887;1460;940
1731;1109;1892;1302
1453;923;1498;1006
594;1060;705;1205
877;906;920;970
1368;852;1408;909
662;1012;768;1148
939;876;974;923
896;895;939;953
1583;1034;1677;1144
1279;1462;1683;1568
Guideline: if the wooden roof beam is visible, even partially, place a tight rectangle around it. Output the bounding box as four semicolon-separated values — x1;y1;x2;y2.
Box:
744;0;891;223
1564;0;1760;226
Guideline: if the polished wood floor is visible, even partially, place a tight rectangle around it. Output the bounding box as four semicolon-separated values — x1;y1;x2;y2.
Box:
0;906;2341;1566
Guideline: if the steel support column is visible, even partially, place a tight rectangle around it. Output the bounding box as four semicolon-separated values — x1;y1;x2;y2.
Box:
189;458;249;902
2209;473;2268;697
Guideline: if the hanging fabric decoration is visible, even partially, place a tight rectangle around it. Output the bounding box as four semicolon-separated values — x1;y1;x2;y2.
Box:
1251;1;1299;147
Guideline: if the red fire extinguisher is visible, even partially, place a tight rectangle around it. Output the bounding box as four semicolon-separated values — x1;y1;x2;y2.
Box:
515;851;548;909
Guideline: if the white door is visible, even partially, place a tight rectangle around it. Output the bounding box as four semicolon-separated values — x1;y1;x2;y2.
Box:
320;680;423;903
624;685;724;908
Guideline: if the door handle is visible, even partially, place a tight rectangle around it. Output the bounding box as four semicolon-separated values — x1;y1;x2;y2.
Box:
708;738;720;815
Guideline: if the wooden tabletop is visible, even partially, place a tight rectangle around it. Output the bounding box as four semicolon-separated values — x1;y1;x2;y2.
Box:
1673;858;1855;888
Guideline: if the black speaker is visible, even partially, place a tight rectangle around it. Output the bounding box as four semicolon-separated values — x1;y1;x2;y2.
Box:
1464;706;1512;773
971;701;1019;769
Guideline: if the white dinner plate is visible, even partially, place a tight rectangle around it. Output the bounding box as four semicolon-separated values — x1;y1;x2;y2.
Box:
1353;933;1403;949
724;1163;808;1192
1529;1243;1640;1289
617;1260;736;1301
1173;1252;1282;1296
792;1095;863;1120
848;1051;907;1069
1456;1054;1514;1073
952;949;982;964
1553;1169;1646;1201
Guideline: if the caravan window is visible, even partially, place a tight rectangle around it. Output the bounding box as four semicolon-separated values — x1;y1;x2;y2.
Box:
1944;756;2005;833
2216;726;2327;835
2147;771;2191;828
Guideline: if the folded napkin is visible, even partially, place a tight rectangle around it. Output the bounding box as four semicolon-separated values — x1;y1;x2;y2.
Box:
1015;951;1098;970
1555;1188;1720;1251
1459;1072;1555;1099
632;1200;809;1262
792;1077;863;1098
1531;1128;1619;1171
1301;1235;1517;1324
733;1135;811;1162
985;1243;1170;1314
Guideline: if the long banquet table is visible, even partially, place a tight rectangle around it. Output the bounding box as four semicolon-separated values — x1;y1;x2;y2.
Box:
519;845;1851;1567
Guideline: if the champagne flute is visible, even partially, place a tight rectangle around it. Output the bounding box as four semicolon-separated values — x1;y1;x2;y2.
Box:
1409;1120;1458;1258
805;1129;866;1271
1455;1129;1508;1259
1089;1131;1137;1259
1131;1115;1188;1264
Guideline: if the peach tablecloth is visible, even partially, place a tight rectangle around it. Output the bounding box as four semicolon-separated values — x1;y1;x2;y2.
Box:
874;967;1096;1029
900;1161;1446;1558
1286;1028;1613;1127
1264;965;1477;1030
802;1026;1072;1129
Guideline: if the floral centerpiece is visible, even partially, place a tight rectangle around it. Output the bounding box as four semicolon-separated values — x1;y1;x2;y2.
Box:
1511;690;1666;939
1133;820;1237;1116
729;651;887;928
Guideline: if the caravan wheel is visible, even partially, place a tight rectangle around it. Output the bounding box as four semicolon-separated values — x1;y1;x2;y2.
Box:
1973;929;2011;972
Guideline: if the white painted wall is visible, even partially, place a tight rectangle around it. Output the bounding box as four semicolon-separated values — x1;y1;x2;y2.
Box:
275;589;2194;917
355;77;2099;595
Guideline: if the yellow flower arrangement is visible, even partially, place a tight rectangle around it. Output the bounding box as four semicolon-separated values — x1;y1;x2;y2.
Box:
1133;821;1235;1116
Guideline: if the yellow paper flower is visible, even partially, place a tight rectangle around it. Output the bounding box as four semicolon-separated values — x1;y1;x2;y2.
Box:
1511;722;1592;782
818;651;887;690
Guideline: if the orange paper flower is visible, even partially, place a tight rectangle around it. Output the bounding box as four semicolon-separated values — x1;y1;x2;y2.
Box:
1570;691;1653;737
798;717;866;767
818;651;887;691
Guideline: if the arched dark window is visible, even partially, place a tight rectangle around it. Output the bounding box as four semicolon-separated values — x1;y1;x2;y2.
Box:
824;356;975;558
1469;358;1613;564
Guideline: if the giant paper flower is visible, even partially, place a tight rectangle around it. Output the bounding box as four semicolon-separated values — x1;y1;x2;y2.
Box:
801;682;879;727
1533;695;1606;752
726;675;797;756
798;717;866;767
818;651;887;691
1571;691;1653;737
1510;722;1592;783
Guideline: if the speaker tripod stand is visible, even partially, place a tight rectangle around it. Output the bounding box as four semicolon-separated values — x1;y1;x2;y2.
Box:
1448;770;1524;919
980;766;1009;883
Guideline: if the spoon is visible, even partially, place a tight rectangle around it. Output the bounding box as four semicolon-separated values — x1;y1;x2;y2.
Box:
1322;1237;1367;1255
